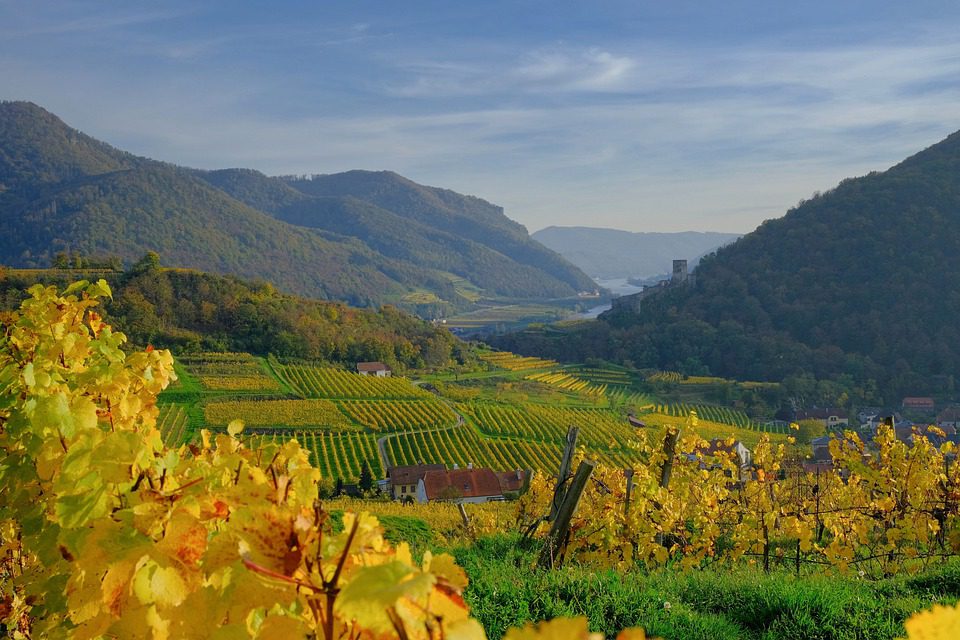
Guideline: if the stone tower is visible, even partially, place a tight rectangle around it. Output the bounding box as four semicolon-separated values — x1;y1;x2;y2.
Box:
671;259;688;284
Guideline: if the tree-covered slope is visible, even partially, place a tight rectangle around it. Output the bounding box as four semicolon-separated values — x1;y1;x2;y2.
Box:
494;129;960;398
200;168;592;298
281;171;598;293
0;101;595;310
0;265;465;370
0;102;455;307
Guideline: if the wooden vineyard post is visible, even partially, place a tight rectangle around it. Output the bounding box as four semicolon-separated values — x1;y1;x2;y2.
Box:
659;427;680;489
538;459;596;569
457;503;470;529
549;426;580;522
624;468;635;516
655;428;680;547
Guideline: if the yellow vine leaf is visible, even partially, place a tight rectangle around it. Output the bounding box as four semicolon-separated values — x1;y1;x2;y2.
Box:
335;561;436;632
904;601;960;639
504;617;604;640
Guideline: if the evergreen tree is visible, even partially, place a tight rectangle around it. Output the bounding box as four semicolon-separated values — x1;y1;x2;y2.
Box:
358;460;374;493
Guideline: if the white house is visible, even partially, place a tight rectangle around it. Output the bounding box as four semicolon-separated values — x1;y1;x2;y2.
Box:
357;362;391;377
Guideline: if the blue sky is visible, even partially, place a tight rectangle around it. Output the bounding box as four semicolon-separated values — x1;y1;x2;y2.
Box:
2;1;960;233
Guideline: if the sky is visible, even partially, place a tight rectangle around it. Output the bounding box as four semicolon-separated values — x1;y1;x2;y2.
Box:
2;1;960;234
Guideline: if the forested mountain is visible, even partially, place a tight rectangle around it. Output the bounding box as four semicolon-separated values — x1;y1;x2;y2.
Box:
0;264;464;370
494;129;960;400
532;227;741;279
198;168;596;297
0;101;594;311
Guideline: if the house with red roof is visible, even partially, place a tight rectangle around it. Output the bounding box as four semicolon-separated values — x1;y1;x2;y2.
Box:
415;466;528;503
387;463;445;500
357;362;392;377
902;397;935;412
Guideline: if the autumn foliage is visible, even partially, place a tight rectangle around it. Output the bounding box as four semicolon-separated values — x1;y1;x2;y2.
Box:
0;282;954;639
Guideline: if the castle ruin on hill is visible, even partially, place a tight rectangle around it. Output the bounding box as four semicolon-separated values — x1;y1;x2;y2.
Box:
611;259;695;313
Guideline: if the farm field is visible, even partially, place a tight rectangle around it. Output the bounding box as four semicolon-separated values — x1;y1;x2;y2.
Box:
204;398;358;430
158;349;794;483
255;430;384;481
157;403;189;446
273;362;432;399
443;304;574;332
178;352;283;392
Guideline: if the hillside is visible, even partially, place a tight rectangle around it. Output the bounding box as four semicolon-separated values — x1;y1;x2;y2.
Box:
532;227;741;279
0;265;464;370
495;129;960;400
199;168;596;298
0;101;594;311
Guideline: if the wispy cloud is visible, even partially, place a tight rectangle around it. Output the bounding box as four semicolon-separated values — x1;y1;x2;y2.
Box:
0;5;193;38
388;45;639;97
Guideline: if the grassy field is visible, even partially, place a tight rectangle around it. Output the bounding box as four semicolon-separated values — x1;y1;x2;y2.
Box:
454;535;960;640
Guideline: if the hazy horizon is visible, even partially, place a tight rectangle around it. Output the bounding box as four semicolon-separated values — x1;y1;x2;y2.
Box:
3;1;959;234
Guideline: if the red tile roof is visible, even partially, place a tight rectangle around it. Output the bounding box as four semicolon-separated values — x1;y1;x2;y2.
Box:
388;464;445;486
357;361;391;372
422;468;502;501
496;470;527;493
903;397;935;409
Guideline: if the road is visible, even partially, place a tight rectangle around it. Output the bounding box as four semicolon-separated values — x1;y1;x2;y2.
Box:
376;395;465;470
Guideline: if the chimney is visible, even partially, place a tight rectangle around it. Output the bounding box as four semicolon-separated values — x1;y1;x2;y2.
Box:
467;462;473;469
452;463;459;470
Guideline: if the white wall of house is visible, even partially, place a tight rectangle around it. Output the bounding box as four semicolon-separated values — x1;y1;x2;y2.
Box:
415;480;428;503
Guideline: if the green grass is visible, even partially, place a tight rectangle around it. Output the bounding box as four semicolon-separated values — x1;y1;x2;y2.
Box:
328;510;433;556
452;535;960;640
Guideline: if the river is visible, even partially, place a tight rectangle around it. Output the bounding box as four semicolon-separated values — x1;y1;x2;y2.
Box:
571;277;646;319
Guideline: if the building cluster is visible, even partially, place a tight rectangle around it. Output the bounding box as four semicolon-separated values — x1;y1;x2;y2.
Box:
794;397;960;472
382;463;528;504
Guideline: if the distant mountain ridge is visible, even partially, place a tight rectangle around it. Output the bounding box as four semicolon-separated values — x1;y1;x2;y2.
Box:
0;101;595;311
532;227;741;279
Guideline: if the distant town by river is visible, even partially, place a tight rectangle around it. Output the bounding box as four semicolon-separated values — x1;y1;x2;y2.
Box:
572;277;645;319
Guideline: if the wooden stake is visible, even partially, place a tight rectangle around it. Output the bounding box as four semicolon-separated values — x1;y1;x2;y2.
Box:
550;426;580;522
538;459;596;569
659;428;680;489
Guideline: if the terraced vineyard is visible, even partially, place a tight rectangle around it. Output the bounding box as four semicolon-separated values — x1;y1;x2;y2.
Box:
179;353;281;392
566;366;634;387
157;404;189;445
161;350;789;484
463;402;637;453
606;388;655;408
524;370;606;396
647;370;683;383
255;430;384;480
384;424;638;472
274;363;430;399
652;402;788;434
479;351;558;371
204;399;357;430
338;399;457;432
